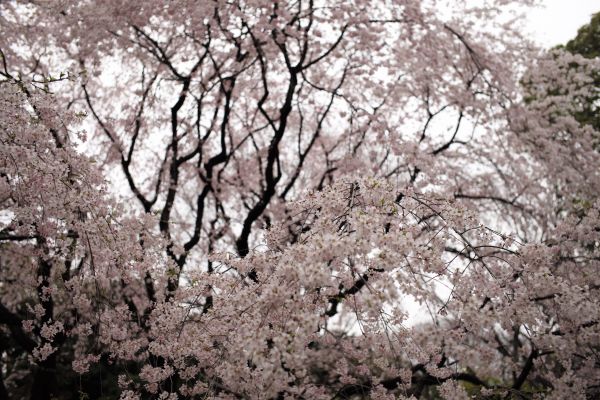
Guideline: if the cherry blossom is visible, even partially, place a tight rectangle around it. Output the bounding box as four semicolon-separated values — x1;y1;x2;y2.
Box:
1;1;599;399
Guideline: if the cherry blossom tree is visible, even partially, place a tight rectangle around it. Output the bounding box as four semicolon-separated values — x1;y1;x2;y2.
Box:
0;0;599;399
0;62;164;398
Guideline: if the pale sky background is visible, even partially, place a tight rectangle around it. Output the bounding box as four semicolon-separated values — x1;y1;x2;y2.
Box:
527;0;599;47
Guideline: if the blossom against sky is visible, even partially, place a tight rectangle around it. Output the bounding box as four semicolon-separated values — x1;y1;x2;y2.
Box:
527;0;599;47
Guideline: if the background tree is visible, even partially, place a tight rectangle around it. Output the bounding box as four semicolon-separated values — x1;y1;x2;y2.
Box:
565;12;600;59
560;11;600;132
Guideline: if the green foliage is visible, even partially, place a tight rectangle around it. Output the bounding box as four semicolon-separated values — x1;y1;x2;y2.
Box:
565;12;600;59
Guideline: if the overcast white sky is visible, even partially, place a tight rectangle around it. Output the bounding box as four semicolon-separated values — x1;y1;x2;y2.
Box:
527;1;599;47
